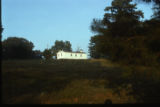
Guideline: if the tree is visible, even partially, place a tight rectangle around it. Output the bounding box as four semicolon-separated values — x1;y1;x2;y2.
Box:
91;0;144;37
89;0;144;61
43;49;52;60
88;35;105;58
51;40;72;57
89;0;158;65
2;37;34;60
32;50;42;59
152;1;160;20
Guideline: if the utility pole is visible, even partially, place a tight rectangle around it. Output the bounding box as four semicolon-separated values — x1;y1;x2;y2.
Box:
0;0;3;62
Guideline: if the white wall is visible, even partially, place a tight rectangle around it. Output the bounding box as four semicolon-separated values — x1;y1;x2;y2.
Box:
57;51;87;60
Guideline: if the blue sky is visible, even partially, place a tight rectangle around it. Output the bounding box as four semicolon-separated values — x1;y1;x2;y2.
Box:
2;0;153;56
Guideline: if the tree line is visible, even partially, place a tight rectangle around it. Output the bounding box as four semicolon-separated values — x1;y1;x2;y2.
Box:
2;0;160;63
2;37;72;60
88;0;160;66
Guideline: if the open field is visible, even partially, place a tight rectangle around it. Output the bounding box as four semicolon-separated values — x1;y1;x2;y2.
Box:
2;59;160;104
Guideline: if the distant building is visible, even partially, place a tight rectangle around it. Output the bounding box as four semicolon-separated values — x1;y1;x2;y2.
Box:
57;50;87;60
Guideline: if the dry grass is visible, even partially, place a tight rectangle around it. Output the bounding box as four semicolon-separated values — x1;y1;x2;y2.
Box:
2;59;159;104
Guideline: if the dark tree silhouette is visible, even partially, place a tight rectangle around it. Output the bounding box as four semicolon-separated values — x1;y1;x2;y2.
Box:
32;50;42;59
89;0;160;103
42;49;52;60
2;37;34;59
89;0;153;65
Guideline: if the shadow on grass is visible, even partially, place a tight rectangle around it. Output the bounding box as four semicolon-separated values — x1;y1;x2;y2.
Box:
2;59;160;103
2;60;108;103
103;66;160;103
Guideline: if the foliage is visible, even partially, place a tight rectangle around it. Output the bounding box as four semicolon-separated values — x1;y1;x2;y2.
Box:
88;36;105;58
2;37;34;60
105;65;160;103
42;49;52;60
91;0;144;37
51;40;72;57
32;50;43;59
89;0;160;66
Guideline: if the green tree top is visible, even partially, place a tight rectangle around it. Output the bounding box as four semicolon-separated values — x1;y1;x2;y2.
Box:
43;49;52;60
91;0;144;37
51;40;72;57
2;37;34;59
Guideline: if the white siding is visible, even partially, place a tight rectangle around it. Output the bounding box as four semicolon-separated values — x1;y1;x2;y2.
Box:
57;51;87;60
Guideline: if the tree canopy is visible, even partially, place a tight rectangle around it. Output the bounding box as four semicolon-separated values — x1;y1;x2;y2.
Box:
89;0;160;65
2;37;43;60
91;0;144;37
43;49;52;60
51;40;72;57
2;37;34;59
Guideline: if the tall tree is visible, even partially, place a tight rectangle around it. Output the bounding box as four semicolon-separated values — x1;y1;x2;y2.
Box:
90;0;144;58
89;0;156;65
91;0;143;37
88;35;106;58
138;0;160;59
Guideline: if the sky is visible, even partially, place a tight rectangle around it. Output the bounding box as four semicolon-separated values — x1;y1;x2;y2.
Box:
2;0;154;56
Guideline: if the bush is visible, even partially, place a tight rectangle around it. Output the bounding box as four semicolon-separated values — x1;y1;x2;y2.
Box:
43;49;53;60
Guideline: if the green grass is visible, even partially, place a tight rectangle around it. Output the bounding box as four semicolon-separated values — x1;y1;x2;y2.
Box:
2;59;160;104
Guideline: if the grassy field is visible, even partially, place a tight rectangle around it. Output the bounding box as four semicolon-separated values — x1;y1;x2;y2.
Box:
2;59;160;104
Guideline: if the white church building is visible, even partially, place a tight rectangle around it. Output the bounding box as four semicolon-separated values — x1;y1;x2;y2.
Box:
56;50;87;60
